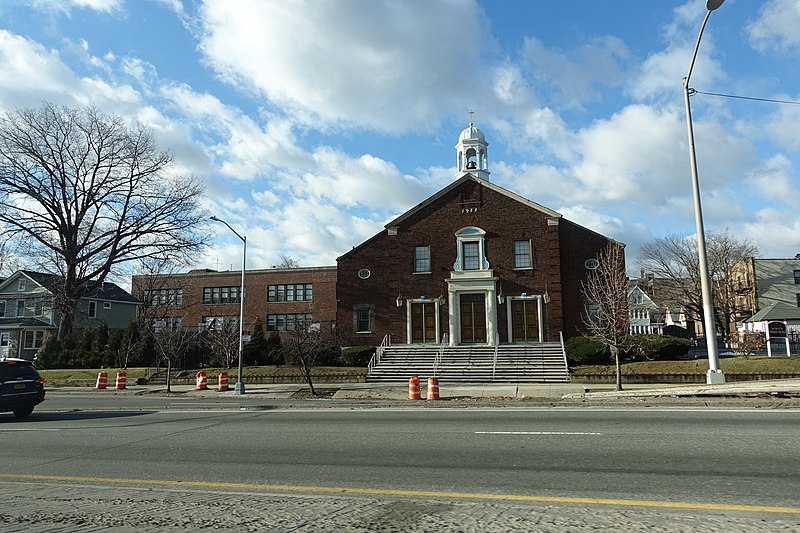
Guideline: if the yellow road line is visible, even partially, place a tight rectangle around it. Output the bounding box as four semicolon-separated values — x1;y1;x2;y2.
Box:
2;473;799;515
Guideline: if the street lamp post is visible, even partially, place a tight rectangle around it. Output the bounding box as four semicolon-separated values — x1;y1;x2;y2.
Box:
210;215;247;394
683;0;725;384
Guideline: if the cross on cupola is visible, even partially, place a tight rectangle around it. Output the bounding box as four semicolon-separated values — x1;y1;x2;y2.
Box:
455;112;490;181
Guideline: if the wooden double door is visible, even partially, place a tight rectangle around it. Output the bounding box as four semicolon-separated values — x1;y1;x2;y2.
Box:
511;299;539;342
460;294;486;343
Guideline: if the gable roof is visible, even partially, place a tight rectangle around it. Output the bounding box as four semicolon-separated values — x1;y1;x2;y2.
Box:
2;270;140;304
0;317;57;329
385;174;562;228
746;302;800;322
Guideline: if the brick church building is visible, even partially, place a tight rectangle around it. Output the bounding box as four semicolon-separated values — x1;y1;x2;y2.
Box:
336;121;622;348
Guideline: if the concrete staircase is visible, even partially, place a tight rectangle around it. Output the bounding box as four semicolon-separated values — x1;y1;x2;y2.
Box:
367;342;569;383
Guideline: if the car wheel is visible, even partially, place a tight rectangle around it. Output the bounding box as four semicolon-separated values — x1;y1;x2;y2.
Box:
12;405;34;418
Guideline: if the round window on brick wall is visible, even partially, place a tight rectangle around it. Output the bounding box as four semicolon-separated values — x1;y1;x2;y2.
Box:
585;258;599;270
357;268;371;279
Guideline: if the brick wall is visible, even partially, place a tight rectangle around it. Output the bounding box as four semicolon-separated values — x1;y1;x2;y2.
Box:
132;266;337;332
336;178;619;345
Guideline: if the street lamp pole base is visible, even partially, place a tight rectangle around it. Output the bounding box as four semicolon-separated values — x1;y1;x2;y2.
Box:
706;369;725;385
234;382;245;394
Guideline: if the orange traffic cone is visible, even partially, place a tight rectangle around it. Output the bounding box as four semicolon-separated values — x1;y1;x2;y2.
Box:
427;377;439;400
217;371;230;391
196;371;208;390
408;375;421;400
115;371;127;390
96;371;108;389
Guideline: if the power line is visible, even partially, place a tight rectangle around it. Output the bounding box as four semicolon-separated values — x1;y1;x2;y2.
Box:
694;90;800;106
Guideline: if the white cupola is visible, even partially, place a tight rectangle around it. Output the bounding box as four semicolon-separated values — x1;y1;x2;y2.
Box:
455;113;489;180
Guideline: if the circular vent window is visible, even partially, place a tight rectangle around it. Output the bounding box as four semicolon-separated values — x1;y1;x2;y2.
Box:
357;268;371;279
585;258;599;270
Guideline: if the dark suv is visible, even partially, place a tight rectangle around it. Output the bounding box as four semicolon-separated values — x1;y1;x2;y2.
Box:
0;358;46;418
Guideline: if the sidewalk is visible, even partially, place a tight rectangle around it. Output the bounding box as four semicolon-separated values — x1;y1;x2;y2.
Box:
54;378;800;400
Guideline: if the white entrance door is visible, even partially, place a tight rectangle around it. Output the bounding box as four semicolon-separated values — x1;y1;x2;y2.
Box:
0;332;9;357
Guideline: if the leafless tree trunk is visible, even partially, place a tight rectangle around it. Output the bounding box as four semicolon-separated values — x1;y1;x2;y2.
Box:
581;242;629;391
284;320;339;396
0;103;209;339
207;318;240;369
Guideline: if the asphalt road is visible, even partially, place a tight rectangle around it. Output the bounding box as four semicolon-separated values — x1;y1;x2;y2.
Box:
1;394;799;532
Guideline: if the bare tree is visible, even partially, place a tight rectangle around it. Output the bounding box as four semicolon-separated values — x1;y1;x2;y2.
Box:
638;231;757;346
206;318;240;369
275;255;300;269
0;103;209;338
283;320;339;396
581;242;629;391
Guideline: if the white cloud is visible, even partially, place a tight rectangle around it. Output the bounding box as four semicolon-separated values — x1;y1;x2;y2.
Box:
520;35;630;108
30;0;121;14
749;154;798;203
747;0;800;53
197;0;490;132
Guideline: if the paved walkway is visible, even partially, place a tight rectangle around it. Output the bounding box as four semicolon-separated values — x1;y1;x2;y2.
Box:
53;378;800;400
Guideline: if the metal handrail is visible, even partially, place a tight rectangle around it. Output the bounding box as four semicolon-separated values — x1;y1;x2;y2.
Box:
559;331;569;372
492;344;499;381
368;334;391;371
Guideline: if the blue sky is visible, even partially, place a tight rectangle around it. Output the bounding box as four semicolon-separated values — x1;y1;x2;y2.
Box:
1;0;799;275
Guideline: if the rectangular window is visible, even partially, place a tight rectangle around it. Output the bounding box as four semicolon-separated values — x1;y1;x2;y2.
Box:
268;284;313;302
34;298;44;316
463;242;479;270
200;286;238;305
16;299;25;317
17;278;26;292
797;293;800;307
414;245;431;273
103;302;111;309
794;270;800;284
513;240;532;269
176;289;183;306
356;308;371;332
266;313;312;331
24;330;45;349
88;301;97;318
0;300;4;317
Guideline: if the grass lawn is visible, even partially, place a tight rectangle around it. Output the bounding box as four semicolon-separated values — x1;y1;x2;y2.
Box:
39;365;368;385
572;356;800;375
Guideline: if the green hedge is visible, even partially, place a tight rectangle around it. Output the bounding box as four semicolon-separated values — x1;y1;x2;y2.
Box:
564;336;609;366
623;334;690;361
339;346;375;366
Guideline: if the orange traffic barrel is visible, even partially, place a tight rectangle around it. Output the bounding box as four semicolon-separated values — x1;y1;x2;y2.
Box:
115;371;127;390
427;377;439;400
95;371;108;389
196;371;208;390
408;375;421;400
218;371;230;392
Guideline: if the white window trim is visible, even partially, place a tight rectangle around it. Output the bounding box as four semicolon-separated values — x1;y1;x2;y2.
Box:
88;301;97;318
512;239;533;270
453;227;489;272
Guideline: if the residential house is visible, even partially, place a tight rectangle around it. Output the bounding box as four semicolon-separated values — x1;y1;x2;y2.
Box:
732;257;800;323
0;270;140;360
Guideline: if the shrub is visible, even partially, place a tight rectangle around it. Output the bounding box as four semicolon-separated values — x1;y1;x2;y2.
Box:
564;336;609;366
340;346;375;366
623;334;691;361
